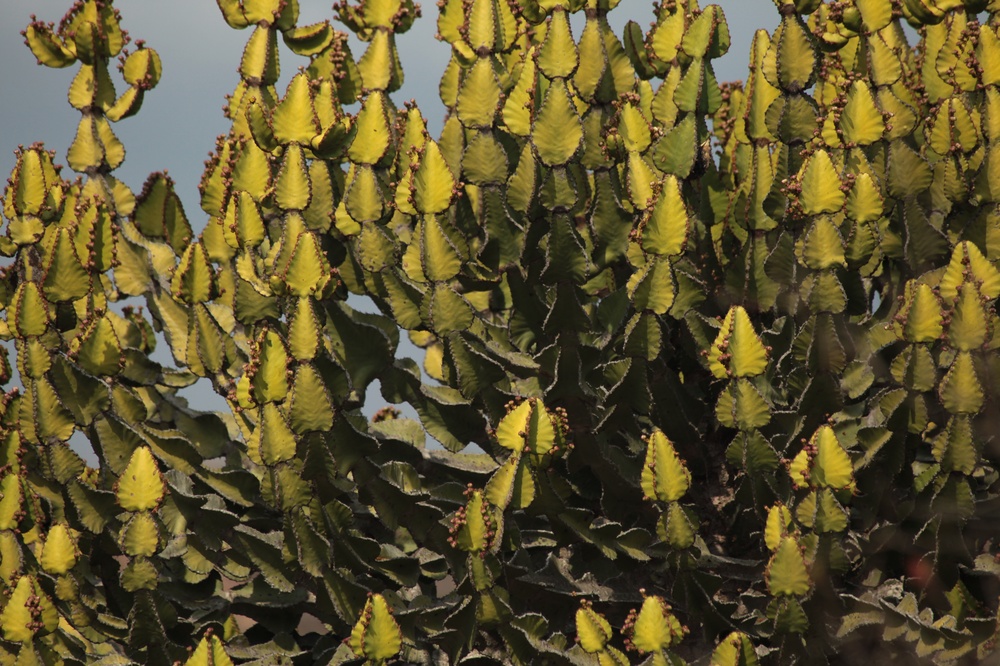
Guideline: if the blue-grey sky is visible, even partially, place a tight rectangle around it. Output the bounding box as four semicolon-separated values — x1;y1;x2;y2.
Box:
0;0;777;451
1;0;775;215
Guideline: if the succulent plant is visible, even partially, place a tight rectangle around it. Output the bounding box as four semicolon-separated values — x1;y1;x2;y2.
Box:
3;0;1000;663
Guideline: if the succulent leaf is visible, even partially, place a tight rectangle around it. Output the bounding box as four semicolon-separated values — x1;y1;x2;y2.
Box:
641;430;691;503
766;536;811;597
349;593;403;663
576;603;613;653
531;80;583;166
765;504;793;552
710;631;758;666
184;635;234;666
115;446;165;511
708;306;769;379
629;595;686;652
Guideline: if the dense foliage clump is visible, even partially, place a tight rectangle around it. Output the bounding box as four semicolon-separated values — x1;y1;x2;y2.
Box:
3;0;1000;663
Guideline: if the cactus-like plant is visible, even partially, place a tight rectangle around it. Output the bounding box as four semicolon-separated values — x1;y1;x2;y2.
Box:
3;0;1000;663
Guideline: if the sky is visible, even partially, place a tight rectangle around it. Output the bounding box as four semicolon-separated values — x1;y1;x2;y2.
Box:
0;0;777;439
0;0;777;213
